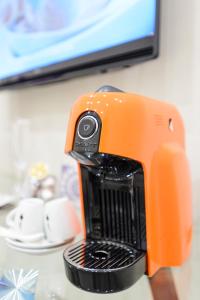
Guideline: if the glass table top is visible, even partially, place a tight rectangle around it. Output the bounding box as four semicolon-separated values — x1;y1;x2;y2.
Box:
0;204;199;300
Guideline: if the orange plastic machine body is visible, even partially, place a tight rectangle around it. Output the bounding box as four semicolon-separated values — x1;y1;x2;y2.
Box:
65;91;192;276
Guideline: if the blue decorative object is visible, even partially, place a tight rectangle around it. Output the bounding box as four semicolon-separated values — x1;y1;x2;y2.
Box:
0;269;38;299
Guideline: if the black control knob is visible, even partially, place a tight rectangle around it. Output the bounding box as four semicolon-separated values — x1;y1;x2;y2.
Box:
78;116;98;139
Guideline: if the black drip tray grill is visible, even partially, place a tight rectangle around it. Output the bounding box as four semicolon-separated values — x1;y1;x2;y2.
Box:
64;239;146;293
66;240;137;269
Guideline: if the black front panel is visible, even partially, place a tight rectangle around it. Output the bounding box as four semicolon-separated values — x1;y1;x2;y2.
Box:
96;188;135;244
80;154;146;251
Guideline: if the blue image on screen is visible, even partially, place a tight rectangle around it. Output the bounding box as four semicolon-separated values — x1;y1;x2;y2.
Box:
0;0;156;80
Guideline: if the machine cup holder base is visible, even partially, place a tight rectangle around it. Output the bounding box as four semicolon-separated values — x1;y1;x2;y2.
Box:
63;239;146;293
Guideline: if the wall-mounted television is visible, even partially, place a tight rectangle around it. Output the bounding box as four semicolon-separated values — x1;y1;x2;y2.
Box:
0;0;160;89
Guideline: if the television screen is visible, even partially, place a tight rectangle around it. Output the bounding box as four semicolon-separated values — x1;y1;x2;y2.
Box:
0;0;159;88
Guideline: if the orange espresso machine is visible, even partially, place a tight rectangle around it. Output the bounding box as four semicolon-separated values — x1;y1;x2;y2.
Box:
63;86;192;293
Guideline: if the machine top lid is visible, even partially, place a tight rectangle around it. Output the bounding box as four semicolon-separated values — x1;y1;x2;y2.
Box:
95;85;124;93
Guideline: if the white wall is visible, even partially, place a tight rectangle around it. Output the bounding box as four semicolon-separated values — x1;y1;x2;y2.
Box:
0;0;200;216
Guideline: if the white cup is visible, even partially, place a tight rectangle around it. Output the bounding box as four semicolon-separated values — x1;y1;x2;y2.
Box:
44;197;81;242
6;198;44;238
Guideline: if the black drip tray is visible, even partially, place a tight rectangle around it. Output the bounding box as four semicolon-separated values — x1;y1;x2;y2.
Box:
63;240;146;293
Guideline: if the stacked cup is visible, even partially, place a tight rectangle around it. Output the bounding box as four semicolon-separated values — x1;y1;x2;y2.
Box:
5;197;81;244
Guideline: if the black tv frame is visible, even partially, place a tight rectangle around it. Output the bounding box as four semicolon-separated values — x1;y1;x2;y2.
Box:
0;0;160;89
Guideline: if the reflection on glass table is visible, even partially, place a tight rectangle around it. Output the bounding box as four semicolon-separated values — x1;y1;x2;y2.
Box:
149;268;178;300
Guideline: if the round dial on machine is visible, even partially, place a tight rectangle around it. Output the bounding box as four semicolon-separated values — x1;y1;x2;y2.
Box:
78;116;98;139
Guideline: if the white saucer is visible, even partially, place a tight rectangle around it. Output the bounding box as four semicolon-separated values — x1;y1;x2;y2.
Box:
6;236;74;253
6;242;69;255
